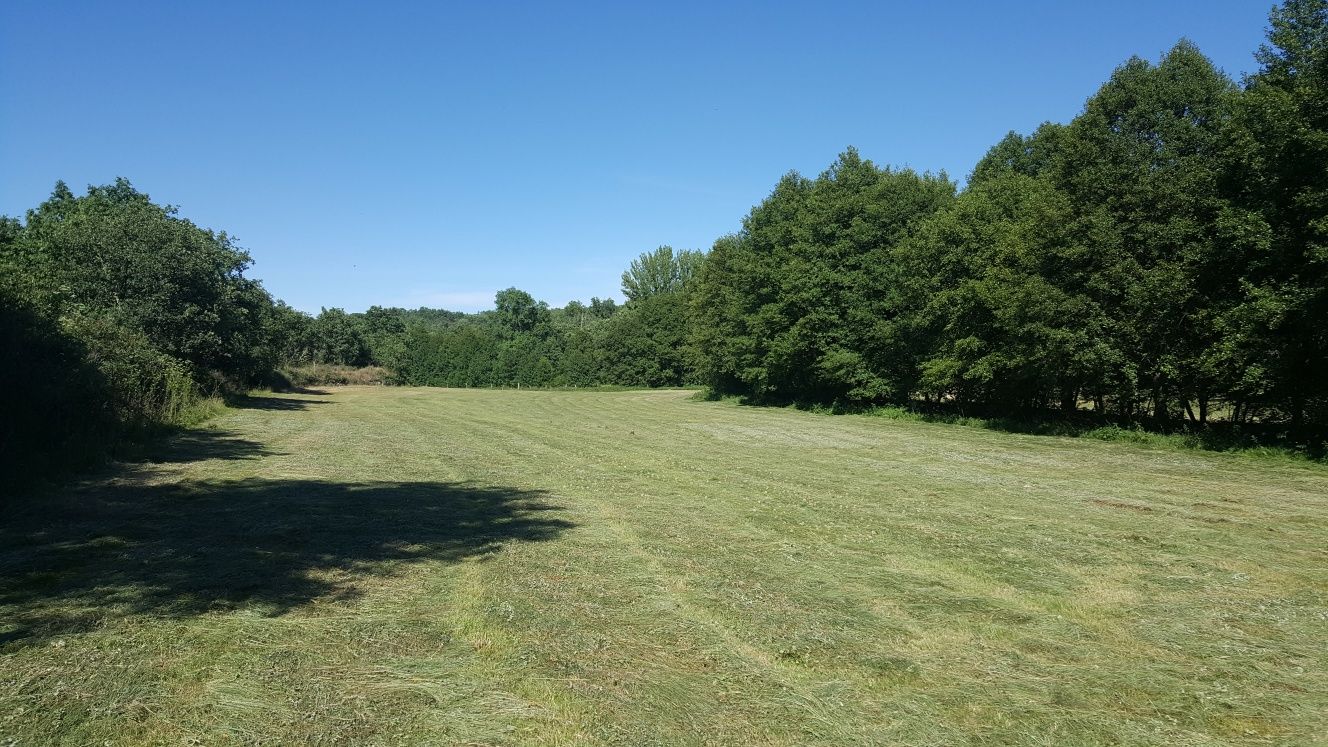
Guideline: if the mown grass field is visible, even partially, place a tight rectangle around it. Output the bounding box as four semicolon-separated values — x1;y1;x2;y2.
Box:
3;387;1327;745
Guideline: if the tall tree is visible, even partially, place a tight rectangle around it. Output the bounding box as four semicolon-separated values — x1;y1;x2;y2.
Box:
901;171;1119;411
18;179;279;383
692;150;955;402
360;305;408;367
1052;41;1239;421
621;245;705;303
309;308;369;366
1221;0;1328;425
494;287;551;336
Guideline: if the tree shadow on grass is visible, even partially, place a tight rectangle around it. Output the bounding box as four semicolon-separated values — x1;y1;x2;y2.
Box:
719;391;1328;463
225;393;334;411
122;428;278;464
0;476;574;644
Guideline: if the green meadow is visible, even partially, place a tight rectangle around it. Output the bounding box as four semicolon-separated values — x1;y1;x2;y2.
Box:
3;387;1326;745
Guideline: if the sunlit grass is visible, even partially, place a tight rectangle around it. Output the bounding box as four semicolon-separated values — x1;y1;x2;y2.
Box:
3;387;1326;744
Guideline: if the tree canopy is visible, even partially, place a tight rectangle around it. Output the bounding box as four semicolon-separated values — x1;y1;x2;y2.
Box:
5;0;1327;484
621;245;705;303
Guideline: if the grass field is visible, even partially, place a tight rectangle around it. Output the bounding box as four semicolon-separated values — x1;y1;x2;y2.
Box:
3;387;1327;745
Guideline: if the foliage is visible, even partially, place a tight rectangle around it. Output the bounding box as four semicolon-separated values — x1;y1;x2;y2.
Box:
620;245;704;302
307;308;371;367
691;8;1328;431
692;150;955;402
392;254;702;389
1;180;278;483
6;0;1328;487
1220;0;1328;427
18;179;276;383
0;286;112;483
598;292;696;386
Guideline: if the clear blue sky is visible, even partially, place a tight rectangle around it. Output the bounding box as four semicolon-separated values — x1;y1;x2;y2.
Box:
1;1;1272;313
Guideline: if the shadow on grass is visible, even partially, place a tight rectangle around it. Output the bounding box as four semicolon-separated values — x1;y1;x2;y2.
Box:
225;392;333;411
0;477;574;643
122;428;277;464
703;390;1328;462
893;408;1328;461
284;386;331;396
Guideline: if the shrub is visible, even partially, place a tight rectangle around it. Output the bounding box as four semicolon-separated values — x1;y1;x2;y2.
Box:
0;296;113;483
280;364;391;387
0;298;222;489
64;313;202;429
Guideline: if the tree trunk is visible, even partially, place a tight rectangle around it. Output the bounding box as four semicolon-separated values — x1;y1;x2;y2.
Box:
1153;391;1168;423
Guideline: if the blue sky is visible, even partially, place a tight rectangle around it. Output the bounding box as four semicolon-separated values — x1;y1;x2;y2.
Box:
1;1;1272;313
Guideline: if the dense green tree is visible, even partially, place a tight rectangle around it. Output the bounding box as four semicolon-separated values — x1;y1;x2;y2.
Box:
1220;0;1328;425
358;305;408;368
397;307;467;330
968;123;1067;186
1;182;279;482
0;286;113;485
559;328;603;386
19;179;276;383
396;324;502;387
621;246;705;302
1050;41;1239;421
551;299;619;332
497;333;560;387
494;287;552;336
308;308;370;366
263;301;314;364
599;292;696;386
901;172;1120;411
589;297;619;319
692;150;955;402
556;300;591;330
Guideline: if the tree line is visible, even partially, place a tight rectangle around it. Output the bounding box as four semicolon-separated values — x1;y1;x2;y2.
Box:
3;0;1325;483
250;244;702;389
0;187;704;482
695;4;1328;430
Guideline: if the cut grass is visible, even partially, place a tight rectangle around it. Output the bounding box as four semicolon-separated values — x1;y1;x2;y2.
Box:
3;387;1326;744
712;393;1328;466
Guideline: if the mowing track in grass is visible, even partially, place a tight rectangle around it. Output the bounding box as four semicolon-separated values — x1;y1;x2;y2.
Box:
2;387;1326;744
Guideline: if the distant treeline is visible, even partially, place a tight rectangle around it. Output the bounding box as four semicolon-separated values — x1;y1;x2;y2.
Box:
289;247;703;390
0;179;704;481
3;0;1326;482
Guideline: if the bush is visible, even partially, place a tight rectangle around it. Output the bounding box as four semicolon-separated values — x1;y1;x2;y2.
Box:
0;298;225;489
64;313;203;429
280;364;391;387
0;296;113;484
